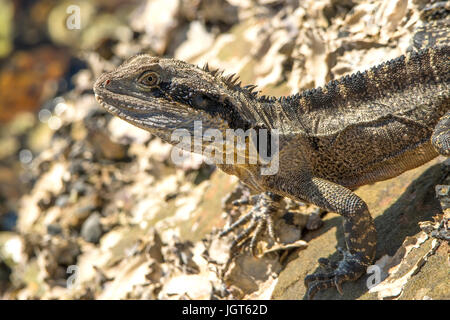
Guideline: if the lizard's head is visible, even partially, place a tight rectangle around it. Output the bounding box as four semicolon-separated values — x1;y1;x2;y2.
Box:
94;55;254;144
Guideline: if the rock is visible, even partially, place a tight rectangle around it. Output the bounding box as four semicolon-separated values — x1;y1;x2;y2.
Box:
0;211;17;232
17;162;68;233
47;224;62;236
84;111;130;161
81;212;103;244
0;232;25;266
36;236;80;287
435;184;450;210
0;259;11;294
224;252;282;298
97;255;159;300
160;274;213;299
368;235;444;299
306;208;323;231
174;21;215;62
61;192;102;229
181;0;239;26
107;117;151;145
130;0;181;55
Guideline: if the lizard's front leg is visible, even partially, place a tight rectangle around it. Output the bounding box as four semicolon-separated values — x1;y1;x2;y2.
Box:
220;191;283;255
282;177;377;299
432;111;450;156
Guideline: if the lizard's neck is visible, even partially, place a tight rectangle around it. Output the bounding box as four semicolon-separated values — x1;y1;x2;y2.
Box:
230;90;280;130
243;94;304;136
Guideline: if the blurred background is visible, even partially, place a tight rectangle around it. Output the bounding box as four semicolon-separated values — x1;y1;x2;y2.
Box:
0;0;447;300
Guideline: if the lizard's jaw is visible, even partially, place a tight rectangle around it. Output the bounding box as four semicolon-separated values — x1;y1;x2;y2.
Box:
94;90;183;132
94;92;187;146
95;93;139;122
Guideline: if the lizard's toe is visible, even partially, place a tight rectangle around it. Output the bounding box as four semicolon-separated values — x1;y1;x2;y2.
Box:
304;250;368;299
220;191;282;255
306;278;336;300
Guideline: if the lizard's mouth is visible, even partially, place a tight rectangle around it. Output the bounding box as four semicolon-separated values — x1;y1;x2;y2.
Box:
95;93;141;113
94;84;154;114
94;92;164;130
93;87;191;132
95;94;129;118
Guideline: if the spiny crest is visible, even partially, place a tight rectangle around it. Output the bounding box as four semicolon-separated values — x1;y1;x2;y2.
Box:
224;73;241;87
201;62;224;78
256;95;274;102
243;84;257;92
201;62;262;98
202;62;239;88
201;63;293;104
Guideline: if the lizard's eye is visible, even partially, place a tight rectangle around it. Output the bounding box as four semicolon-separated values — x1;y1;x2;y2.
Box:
138;71;159;87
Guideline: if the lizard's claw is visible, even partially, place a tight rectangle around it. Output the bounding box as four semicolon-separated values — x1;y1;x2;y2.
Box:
304;249;367;300
220;191;282;256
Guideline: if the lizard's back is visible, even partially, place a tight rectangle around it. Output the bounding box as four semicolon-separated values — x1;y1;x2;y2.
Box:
281;45;449;189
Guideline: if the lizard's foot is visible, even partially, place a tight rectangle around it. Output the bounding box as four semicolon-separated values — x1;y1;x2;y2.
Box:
220;191;282;255
304;248;367;300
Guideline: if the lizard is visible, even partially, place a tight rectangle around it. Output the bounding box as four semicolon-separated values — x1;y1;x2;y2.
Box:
93;9;450;299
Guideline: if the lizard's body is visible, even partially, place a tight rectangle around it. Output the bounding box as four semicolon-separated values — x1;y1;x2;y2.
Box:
93;2;450;298
218;49;447;193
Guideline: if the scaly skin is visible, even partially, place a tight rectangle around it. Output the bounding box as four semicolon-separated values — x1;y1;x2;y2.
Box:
410;0;450;51
93;4;450;297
